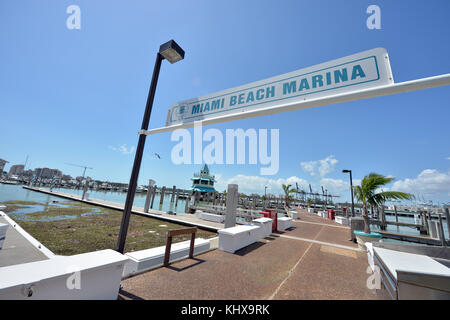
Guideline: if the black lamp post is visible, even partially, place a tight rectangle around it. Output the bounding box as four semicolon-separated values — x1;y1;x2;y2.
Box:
116;40;185;254
342;169;354;218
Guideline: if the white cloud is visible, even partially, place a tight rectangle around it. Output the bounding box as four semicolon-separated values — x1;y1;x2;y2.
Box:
447;157;450;160
319;178;349;196
108;144;135;155
215;174;309;195
392;169;450;198
300;155;338;177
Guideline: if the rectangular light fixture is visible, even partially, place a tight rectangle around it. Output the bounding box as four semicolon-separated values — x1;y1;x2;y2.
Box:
159;40;185;64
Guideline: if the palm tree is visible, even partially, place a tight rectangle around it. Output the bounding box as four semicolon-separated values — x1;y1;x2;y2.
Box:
353;173;413;234
282;184;297;207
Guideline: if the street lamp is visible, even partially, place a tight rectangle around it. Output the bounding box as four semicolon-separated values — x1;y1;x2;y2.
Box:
342;169;354;218
116;40;185;254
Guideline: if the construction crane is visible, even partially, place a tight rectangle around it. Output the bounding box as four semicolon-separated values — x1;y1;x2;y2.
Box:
65;163;93;178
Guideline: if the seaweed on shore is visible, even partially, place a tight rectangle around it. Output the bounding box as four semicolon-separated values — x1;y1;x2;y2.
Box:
7;201;216;256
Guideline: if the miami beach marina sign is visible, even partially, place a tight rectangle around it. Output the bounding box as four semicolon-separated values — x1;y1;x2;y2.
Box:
143;48;449;135
166;47;393;127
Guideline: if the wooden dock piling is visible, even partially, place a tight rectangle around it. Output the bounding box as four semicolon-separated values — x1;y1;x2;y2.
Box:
160;186;166;205
150;185;156;209
423;211;430;235
144;183;152;213
175;189;179;207
445;208;450;238
380;205;386;230
438;214;447;247
170;185;176;203
394;205;399;225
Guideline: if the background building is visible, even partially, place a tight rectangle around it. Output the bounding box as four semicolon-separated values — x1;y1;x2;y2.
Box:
0;158;8;175
191;164;216;195
34;168;62;179
8;164;24;177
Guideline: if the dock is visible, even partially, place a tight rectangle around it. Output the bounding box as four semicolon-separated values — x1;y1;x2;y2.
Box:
376;230;448;246
0;214;51;267
22;186;223;232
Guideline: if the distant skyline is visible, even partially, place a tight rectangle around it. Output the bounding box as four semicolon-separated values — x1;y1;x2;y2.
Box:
1;1;449;203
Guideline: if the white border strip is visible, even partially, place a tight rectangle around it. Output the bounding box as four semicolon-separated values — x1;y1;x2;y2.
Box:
0;211;55;258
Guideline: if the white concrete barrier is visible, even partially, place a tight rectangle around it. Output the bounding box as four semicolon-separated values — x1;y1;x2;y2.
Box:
335;216;349;225
289;210;299;219
195;211;225;223
0;223;7;250
218;225;260;253
123;238;211;278
0;249;128;300
277;217;293;231
251;218;272;238
307;208;314;213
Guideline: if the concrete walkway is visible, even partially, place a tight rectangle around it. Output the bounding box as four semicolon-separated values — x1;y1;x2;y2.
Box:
0;216;49;267
119;210;379;300
23;186;224;232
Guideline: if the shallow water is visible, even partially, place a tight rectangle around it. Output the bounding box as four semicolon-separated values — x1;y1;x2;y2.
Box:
0;183;189;215
0;184;112;221
40;186;189;214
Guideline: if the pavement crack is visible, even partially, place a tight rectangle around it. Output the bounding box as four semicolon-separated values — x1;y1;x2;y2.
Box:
268;242;313;300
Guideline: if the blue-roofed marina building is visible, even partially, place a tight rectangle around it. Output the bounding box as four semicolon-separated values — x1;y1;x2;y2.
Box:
190;164;216;196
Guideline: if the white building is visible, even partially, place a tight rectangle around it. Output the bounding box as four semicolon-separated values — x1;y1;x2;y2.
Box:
8;165;24;177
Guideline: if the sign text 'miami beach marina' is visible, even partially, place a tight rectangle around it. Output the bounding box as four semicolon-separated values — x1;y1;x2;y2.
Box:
165;48;394;127
140;47;449;135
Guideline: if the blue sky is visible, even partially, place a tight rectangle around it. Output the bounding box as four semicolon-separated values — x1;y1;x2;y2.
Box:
1;0;449;204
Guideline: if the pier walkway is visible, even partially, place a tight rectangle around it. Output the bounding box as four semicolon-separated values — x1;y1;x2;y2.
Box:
22;186;224;232
119;209;377;300
0;214;50;267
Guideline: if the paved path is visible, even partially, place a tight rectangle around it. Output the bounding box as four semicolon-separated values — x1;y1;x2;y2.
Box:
0;216;49;267
119;210;379;300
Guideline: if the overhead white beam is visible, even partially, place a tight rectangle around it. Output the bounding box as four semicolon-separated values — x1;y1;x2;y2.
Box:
143;73;450;136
